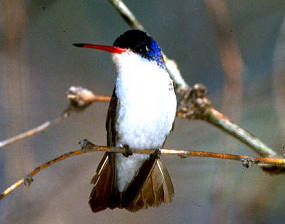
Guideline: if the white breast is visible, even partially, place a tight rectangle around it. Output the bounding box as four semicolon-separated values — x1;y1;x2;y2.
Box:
112;51;177;192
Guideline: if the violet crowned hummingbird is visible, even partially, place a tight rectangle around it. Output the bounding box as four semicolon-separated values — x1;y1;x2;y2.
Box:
73;30;177;212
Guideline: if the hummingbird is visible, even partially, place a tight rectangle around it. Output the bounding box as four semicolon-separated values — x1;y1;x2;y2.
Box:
74;30;177;212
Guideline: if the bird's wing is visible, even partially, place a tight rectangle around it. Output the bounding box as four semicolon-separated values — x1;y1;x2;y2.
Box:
89;88;120;212
106;88;119;147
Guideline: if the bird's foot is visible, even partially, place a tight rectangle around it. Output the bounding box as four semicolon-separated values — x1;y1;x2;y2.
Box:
122;144;133;157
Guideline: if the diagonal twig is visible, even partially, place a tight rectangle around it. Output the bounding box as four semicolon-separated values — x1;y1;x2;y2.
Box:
0;109;71;150
0;86;110;150
204;108;277;157
109;0;144;30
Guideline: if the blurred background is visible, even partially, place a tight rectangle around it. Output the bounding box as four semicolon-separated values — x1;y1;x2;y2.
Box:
1;0;285;223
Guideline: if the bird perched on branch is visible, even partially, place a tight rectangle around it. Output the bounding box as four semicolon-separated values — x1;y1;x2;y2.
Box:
74;30;177;212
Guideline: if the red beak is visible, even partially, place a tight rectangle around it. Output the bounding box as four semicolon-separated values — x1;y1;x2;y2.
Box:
73;43;126;54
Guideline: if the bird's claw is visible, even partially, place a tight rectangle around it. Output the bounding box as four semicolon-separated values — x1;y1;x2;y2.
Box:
122;144;133;157
151;148;161;159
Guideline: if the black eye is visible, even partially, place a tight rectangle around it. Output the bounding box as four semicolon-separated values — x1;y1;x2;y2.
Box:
137;47;147;53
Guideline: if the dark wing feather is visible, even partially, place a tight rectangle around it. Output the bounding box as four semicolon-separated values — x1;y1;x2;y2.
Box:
89;88;120;212
106;88;119;147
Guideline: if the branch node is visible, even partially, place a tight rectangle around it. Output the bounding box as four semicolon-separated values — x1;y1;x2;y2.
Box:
79;139;96;152
241;158;255;168
67;86;95;110
177;83;211;119
24;175;33;186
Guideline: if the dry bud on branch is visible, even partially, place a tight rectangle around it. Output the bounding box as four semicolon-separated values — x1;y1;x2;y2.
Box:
67;86;110;110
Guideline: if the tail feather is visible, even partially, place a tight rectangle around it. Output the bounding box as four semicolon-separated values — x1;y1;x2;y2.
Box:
89;153;119;212
125;158;174;212
89;153;174;213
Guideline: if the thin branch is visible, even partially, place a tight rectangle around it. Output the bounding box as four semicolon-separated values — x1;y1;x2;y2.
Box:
1;143;285;200
204;108;277;157
0;86;110;150
109;0;144;30
1;179;24;200
0;109;71;150
177;84;279;159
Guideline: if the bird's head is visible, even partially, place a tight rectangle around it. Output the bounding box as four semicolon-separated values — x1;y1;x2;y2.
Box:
73;30;165;68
